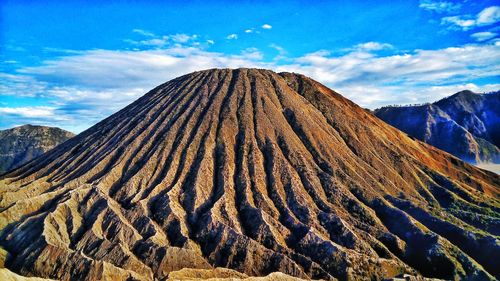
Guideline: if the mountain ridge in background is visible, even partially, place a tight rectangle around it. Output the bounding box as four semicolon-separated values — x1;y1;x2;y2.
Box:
0;69;498;281
374;90;500;167
0;124;75;174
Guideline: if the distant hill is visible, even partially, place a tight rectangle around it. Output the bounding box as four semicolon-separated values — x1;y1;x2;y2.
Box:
0;124;75;174
375;90;500;164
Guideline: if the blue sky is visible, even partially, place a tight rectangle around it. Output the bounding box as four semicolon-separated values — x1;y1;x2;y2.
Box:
1;0;499;133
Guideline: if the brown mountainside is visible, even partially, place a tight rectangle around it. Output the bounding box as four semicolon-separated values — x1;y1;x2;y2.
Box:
0;69;499;281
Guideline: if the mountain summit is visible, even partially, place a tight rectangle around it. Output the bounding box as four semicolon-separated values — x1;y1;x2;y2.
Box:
374;91;500;165
0;125;75;174
0;69;499;280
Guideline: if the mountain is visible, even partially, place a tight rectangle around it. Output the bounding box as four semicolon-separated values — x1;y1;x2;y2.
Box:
374;91;500;165
0;125;75;174
0;69;499;281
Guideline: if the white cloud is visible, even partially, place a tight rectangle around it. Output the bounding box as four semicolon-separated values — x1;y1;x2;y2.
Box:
0;106;56;118
274;43;499;107
137;38;168;46
15;43;500;95
126;33;199;47
0;105;92;132
226;34;238;40
442;6;500;30
240;47;263;60
3;45;270;131
471;31;497;42
244;28;261;34
0;73;48;97
477;6;500;25
262;24;272;29
0;106;67;131
15;43;500;94
441;16;476;30
283;44;499;86
18;47;268;90
171;34;197;43
132;29;155;37
269;44;287;61
335;83;500;108
206;40;215;44
355;42;393;51
419;0;461;13
2;41;499;131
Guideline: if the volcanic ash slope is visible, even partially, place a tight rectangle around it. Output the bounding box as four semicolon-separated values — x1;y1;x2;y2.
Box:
0;69;499;281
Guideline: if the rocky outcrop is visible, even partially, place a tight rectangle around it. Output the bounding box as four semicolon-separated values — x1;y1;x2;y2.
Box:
374;91;500;164
0;69;498;281
0;125;75;174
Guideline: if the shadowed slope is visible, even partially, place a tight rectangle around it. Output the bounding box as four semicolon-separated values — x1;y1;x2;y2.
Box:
374;91;500;164
0;69;499;281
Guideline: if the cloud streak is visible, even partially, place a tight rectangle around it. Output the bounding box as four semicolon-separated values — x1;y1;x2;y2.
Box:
471;31;497;42
18;48;268;90
419;0;461;13
355;42;393;51
441;6;500;30
0;106;57;118
2;40;499;132
126;33;201;47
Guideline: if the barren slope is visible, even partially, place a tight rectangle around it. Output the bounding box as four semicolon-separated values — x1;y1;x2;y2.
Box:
0;69;499;281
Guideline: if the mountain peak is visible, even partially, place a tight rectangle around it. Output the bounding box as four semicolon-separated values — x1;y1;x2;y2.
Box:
0;125;75;174
375;89;500;165
438;89;480;103
455;89;476;96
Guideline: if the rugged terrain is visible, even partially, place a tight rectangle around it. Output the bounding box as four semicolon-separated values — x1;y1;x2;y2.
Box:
374;90;500;165
0;69;499;281
0;125;75;174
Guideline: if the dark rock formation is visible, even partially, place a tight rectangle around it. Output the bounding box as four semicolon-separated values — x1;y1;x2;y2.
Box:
374;90;500;164
0;69;498;281
0;125;75;174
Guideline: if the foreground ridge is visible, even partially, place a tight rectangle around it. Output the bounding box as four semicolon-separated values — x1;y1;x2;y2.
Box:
0;68;499;280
